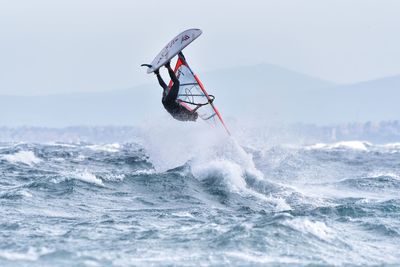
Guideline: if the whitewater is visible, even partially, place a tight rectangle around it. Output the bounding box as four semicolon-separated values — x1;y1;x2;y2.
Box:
1;123;399;266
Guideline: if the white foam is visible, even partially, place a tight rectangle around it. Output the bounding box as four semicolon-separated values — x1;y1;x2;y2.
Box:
367;171;400;180
2;151;42;166
137;119;225;172
335;141;371;150
190;137;264;188
267;195;292;211
86;143;121;153
47;142;77;148
101;173;125;181
52;171;104;186
132;169;156;175
73;170;104;186
172;211;195;218
378;142;400;153
0;247;52;261
306;141;400;153
307;143;328;149
191;158;291;211
380;142;400;149
226;251;304;264
83;260;101;267
285;218;334;240
20;190;33;198
307;141;371;151
192;159;247;192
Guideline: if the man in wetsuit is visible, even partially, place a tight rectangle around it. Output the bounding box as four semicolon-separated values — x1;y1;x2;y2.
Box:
154;60;199;122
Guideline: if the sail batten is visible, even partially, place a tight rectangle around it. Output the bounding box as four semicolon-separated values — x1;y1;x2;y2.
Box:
168;57;230;135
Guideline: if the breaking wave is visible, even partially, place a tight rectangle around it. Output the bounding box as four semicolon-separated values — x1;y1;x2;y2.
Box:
2;151;42;166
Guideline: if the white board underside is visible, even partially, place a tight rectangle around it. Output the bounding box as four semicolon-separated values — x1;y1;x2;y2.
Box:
147;29;202;74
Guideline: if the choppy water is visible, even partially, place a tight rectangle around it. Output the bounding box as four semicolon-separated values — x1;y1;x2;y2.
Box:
1;131;400;266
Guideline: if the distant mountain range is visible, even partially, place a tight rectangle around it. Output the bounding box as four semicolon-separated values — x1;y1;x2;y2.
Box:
1;63;399;126
202;64;400;124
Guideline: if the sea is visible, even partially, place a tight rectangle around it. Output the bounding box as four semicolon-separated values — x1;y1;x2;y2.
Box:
0;123;399;266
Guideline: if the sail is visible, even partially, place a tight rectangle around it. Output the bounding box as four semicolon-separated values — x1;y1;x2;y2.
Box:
168;56;230;134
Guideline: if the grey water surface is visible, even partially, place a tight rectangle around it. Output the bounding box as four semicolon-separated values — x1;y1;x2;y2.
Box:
0;139;399;266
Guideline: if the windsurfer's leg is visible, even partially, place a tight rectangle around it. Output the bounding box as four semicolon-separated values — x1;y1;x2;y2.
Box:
155;70;167;90
162;61;180;104
165;61;179;84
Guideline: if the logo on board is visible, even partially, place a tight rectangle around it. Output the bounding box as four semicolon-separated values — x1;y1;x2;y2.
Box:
181;35;190;43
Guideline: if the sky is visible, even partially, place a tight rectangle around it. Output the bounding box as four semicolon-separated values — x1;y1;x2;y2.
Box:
0;0;399;95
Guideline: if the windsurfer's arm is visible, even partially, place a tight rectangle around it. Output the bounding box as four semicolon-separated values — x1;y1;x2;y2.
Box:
178;52;186;61
191;105;201;113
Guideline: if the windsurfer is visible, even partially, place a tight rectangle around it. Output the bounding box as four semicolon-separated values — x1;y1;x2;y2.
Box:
154;60;199;121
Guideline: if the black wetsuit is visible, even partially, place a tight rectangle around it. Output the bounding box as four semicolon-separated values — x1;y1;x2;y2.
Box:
156;66;198;122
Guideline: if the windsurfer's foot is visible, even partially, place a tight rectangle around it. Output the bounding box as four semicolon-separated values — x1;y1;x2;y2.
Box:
164;61;171;69
154;69;159;75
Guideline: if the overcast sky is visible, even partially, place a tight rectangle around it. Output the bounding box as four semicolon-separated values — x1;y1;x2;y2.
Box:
0;0;399;95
